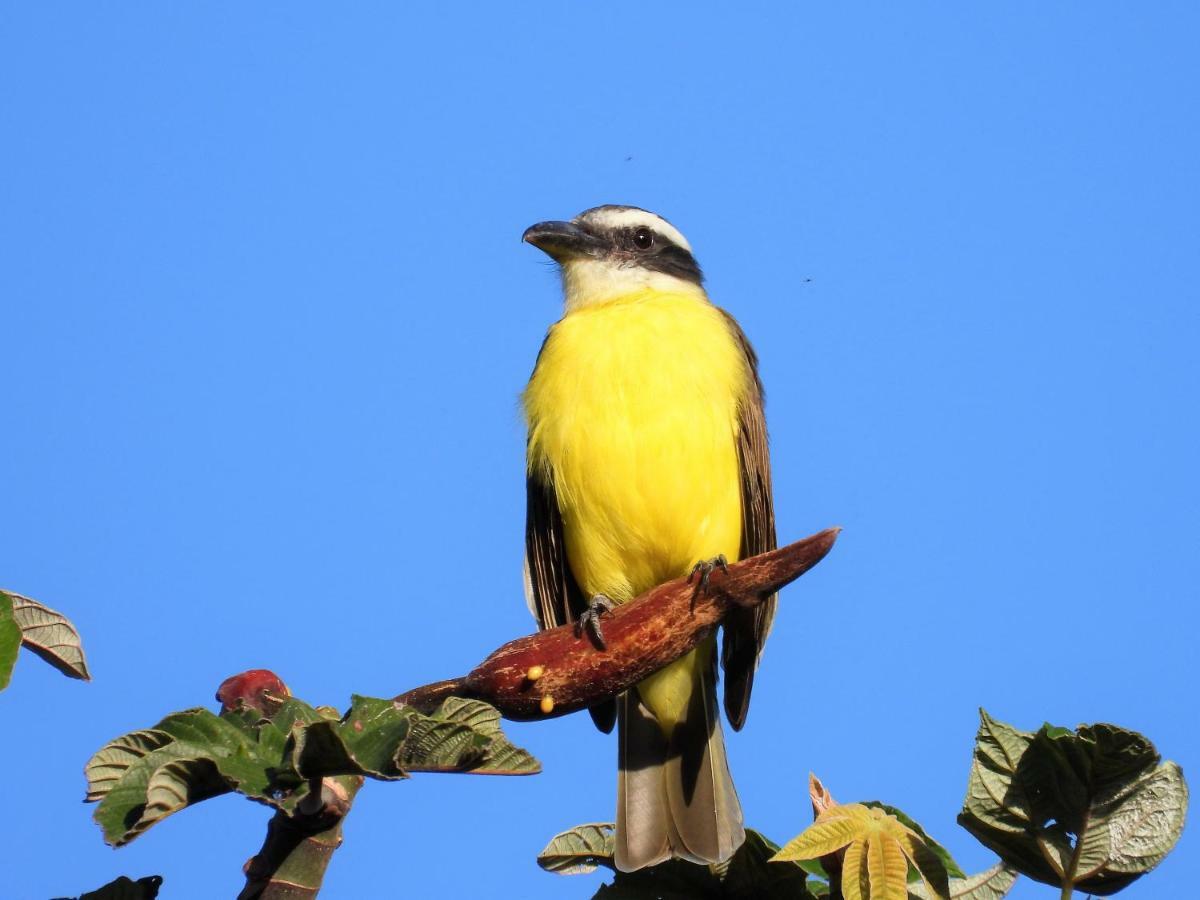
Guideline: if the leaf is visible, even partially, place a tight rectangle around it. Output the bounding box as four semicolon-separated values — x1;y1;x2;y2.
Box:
957;710;1188;895
396;711;490;773
69;874;164;899
85;693;539;847
864;802;964;880
772;810;862;860
594;859;725;900
773;799;950;900
292;695;541;779
87;708;298;845
408;697;540;775
289;719;382;782
1102;761;1188;873
137;758;229;834
85;730;174;802
866;830;909;900
809;772;836;817
537;823;714;898
6;590;91;680
0;592;21;690
896;828;951;899
538;823;617;874
908;861;1019;899
720;830;814;899
540;825;815;898
842;838;868;900
301;694;406;778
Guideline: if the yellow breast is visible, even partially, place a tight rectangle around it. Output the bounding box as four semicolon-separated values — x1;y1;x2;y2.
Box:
524;289;749;603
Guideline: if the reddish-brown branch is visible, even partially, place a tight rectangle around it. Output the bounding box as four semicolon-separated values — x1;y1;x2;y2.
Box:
395;527;839;719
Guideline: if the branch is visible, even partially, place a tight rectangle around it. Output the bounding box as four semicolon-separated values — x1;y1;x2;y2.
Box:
396;527;839;719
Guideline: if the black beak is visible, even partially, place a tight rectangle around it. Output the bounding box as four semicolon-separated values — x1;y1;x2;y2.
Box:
522;220;605;261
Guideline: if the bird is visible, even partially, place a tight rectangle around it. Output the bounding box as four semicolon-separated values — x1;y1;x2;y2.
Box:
521;205;776;871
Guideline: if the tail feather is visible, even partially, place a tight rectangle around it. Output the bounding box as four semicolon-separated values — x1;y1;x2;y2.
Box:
614;674;745;872
615;692;673;871
664;661;745;864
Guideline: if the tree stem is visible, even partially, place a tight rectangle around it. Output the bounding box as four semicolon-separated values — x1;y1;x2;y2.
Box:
239;775;363;900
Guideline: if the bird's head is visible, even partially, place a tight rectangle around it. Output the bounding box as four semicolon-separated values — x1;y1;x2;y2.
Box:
523;205;705;310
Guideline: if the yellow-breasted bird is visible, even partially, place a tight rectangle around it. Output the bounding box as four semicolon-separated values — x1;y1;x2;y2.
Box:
521;205;776;871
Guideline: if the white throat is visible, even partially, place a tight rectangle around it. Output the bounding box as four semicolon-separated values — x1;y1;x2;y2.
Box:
561;259;707;311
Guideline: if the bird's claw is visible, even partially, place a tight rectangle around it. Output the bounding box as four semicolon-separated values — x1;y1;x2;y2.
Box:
688;554;730;603
575;594;615;650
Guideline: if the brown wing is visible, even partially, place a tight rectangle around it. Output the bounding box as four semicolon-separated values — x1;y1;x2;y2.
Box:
525;465;584;632
525;462;618;733
719;312;777;731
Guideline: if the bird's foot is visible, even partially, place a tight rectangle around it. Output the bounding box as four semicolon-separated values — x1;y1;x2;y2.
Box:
575;594;616;650
688;555;730;607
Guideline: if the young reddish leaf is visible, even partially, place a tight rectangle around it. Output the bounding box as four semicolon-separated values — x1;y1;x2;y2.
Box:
216;669;289;714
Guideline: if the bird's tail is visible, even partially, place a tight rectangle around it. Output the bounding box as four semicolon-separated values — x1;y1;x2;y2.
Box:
614;661;745;872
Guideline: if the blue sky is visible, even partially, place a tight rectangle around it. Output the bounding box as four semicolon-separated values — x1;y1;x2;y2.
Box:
2;4;1196;898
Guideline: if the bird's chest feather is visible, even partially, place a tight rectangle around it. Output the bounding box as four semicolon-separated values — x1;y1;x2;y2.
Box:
524;293;747;599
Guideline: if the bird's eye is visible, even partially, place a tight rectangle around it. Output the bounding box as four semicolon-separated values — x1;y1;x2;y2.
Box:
633;228;654;250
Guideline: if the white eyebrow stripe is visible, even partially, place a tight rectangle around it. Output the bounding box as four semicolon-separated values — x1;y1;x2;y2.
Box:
575;207;693;252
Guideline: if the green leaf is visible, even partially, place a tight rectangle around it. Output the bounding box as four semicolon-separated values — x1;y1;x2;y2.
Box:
907;861;1019;899
897;829;951;899
85;730;174;803
269;696;328;732
594;859;725;900
958;710;1188;895
87;708;300;845
6;590;91;680
432;696;541;774
289;722;378;781
395;710;489;773
85;694;538;847
791;857;830;881
140;758;229;828
153;709;280;798
0;592;22;690
289;695;540;780
721;830;812;899
538;822;617;874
